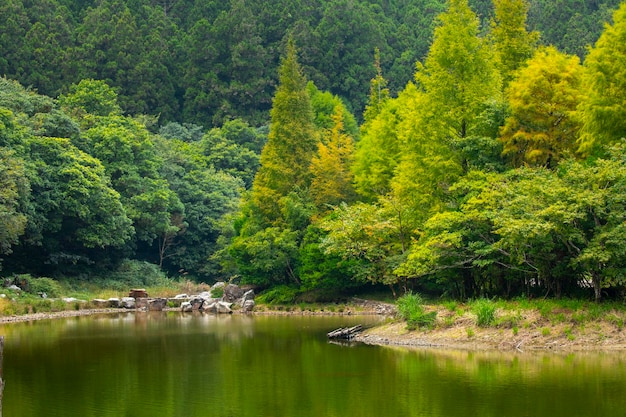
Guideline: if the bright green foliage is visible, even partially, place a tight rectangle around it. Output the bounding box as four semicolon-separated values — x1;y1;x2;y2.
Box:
472;298;497;326
352;88;404;200
307;82;359;139
416;0;501;140
251;38;318;225
396;292;437;330
229;227;300;287
577;2;626;156
363;48;390;124
309;106;356;210
499;47;583;167
59;79;122;119
491;0;538;87
319;199;415;295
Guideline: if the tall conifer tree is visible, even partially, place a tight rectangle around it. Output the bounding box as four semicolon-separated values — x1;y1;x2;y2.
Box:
251;37;318;225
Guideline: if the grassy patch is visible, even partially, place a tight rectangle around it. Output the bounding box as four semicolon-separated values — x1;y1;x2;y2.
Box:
471;298;497;327
396;292;437;330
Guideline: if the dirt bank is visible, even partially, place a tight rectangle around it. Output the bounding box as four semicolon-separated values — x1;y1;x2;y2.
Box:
354;305;626;352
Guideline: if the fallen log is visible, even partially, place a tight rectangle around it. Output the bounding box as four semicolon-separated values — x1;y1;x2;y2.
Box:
327;325;363;340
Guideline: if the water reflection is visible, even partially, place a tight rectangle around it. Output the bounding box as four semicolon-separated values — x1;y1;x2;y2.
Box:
0;313;624;417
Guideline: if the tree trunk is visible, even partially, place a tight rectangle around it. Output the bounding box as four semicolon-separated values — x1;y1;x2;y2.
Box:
592;272;602;303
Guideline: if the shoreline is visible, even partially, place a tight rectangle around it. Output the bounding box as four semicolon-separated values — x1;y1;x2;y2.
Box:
2;303;625;353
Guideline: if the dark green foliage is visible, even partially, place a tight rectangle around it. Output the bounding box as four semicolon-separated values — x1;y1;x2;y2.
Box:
256;285;299;305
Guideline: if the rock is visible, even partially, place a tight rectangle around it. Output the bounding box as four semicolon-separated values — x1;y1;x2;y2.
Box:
107;298;120;308
129;289;148;298
201;302;217;313
148;298;167;311
216;301;233;314
7;285;21;292
135;298;148;309
62;297;85;303
174;293;188;299
91;299;109;308
189;296;204;311
181;301;193;312
242;299;255;313
39;292;48;299
223;284;244;302
121;297;136;309
242;289;255;301
197;291;213;300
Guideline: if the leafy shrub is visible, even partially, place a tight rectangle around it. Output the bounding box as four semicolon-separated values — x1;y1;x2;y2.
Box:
472;298;497;327
29;277;63;298
256;286;299;305
396;292;437;330
210;285;225;298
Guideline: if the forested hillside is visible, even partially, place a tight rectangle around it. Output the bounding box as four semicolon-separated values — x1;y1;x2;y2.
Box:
0;0;619;128
2;0;626;302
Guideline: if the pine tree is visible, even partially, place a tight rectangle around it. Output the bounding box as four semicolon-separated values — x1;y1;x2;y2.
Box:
250;37;318;225
577;2;626;156
491;0;539;87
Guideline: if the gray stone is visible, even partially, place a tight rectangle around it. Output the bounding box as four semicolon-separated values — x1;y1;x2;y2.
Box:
121;297;136;309
242;299;255;313
242;289;255;301
216;301;233;314
202;302;217;313
197;291;213;300
189;296;204;310
7;285;21;292
107;298;121;308
223;284;244;302
181;301;193;312
62;297;86;303
174;293;189;299
148;298;167;311
91;299;109;308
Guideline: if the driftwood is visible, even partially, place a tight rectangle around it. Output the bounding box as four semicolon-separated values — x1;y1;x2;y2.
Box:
327;325;363;340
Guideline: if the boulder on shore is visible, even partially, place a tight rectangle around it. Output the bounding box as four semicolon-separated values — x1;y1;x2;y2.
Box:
121;297;136;309
223;284;244;302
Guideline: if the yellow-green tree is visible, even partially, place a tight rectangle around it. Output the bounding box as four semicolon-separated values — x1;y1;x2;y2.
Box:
577;2;626;156
309;106;355;210
491;0;539;87
499;46;583;168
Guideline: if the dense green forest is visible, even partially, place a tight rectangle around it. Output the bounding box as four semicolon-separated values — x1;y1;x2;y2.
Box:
2;0;626;302
0;0;619;126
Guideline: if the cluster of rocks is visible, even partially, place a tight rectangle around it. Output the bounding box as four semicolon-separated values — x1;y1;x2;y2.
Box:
178;282;256;314
89;282;255;314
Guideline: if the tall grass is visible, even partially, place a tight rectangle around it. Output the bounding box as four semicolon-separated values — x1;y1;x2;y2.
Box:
471;298;497;327
396;292;437;330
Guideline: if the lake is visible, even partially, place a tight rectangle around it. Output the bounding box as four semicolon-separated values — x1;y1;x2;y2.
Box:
1;312;625;417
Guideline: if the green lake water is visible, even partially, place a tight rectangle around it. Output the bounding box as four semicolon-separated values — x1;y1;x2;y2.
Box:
1;313;625;417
